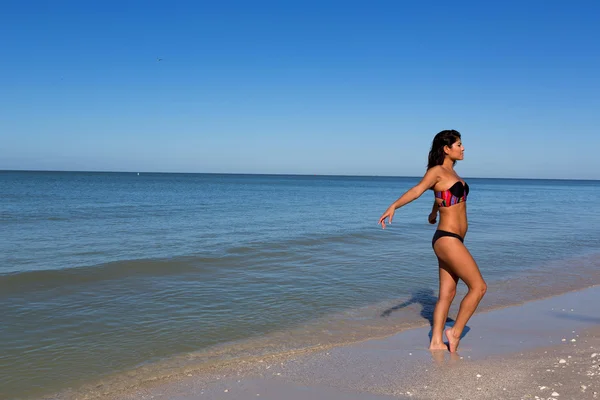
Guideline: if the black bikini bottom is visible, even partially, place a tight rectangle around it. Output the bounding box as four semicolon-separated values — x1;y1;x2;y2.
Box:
432;230;464;248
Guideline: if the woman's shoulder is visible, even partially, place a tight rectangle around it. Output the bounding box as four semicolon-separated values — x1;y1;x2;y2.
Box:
423;166;445;190
425;165;447;179
426;166;458;191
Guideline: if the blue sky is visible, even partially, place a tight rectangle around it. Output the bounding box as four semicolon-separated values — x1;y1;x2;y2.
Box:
1;0;599;179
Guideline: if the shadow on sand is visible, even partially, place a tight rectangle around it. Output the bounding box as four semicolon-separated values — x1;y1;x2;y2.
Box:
380;288;471;341
551;311;600;325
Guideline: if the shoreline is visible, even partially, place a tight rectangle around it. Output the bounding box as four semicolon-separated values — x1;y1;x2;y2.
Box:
130;285;600;400
51;284;600;400
21;252;600;400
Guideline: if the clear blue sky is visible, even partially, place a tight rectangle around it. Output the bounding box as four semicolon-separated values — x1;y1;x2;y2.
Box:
2;0;599;179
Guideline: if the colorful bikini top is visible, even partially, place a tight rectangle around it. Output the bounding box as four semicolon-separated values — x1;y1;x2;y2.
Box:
434;181;469;207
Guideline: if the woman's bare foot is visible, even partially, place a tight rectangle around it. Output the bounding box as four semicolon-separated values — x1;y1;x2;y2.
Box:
445;328;460;353
428;342;448;351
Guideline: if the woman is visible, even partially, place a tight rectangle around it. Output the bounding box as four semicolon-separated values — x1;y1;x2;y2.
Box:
378;130;486;353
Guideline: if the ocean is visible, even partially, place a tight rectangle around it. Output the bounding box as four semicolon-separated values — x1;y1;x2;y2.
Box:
1;171;600;399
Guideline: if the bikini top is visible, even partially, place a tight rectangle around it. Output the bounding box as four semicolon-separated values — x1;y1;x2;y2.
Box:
434;181;469;207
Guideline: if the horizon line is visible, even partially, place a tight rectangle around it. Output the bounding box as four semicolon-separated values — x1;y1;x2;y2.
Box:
1;169;599;182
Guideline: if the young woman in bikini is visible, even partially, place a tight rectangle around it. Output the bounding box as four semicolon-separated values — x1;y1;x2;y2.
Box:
378;130;486;353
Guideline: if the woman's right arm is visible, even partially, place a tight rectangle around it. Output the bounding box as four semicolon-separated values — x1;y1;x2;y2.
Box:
378;167;441;229
428;201;439;224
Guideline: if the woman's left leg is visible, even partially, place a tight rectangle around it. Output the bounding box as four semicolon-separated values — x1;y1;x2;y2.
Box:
429;259;459;350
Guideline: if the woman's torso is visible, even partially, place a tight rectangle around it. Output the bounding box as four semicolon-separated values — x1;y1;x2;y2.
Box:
433;171;469;237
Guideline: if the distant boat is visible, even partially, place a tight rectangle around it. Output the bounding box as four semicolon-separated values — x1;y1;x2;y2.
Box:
137;173;140;176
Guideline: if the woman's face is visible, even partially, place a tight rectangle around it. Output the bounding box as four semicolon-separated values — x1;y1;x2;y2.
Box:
446;139;464;161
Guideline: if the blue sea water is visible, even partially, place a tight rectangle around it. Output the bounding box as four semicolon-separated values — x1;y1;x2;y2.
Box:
1;171;600;399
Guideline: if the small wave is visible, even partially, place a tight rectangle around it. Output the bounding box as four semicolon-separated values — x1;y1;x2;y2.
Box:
0;229;380;296
225;230;380;255
0;257;220;295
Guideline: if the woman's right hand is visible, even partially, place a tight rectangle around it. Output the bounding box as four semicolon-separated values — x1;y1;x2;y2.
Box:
428;212;437;224
378;207;395;229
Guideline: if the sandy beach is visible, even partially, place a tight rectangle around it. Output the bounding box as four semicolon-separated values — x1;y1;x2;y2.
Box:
72;285;600;400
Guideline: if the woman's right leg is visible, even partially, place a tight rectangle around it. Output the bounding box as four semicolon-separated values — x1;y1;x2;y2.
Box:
429;259;458;350
433;237;487;352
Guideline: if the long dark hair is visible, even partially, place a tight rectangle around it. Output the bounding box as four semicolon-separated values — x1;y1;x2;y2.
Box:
427;130;461;170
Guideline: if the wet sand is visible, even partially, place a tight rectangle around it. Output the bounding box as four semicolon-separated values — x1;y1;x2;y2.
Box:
109;285;600;400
